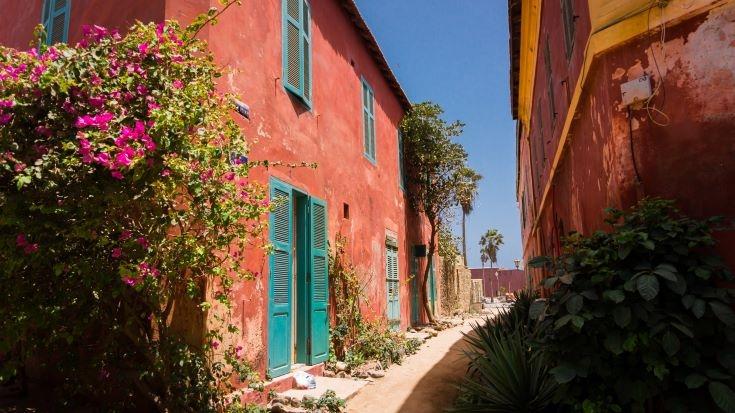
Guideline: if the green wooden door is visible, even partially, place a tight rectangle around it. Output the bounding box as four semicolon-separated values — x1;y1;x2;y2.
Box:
308;197;328;364
268;180;293;378
386;245;400;330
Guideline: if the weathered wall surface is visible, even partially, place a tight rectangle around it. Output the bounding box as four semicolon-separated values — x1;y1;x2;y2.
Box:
520;2;735;288
440;257;471;315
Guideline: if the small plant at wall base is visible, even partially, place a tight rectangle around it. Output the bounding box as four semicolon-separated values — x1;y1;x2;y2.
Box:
529;198;735;413
401;102;480;323
327;235;421;371
0;14;270;411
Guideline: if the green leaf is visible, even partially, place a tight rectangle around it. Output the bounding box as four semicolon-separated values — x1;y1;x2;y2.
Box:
709;382;735;413
666;274;687;296
711;301;735;327
613;306;631;328
641;239;655;250
559;273;574;285
550;364;577;384
692;299;706;319
529;299;546;320
685;373;708;389
572;315;585;329
543;276;559;288
671;322;694;338
682;295;696;309
654;263;678;281
637;274;659;301
661;331;680;356
581;290;599;300
555;314;573;330
566;294;584;315
604;290;626;304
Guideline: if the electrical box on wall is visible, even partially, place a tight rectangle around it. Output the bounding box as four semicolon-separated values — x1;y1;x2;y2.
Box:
621;75;652;107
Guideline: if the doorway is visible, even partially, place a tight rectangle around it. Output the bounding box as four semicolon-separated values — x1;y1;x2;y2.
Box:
268;178;329;378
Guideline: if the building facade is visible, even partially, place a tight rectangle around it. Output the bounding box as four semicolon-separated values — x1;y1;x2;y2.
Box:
0;0;441;379
470;267;527;298
509;0;735;288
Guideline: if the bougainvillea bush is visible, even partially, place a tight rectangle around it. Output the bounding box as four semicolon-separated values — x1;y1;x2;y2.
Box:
0;19;268;411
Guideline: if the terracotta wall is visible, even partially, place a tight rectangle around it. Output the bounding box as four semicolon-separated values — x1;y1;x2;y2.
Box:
520;2;735;288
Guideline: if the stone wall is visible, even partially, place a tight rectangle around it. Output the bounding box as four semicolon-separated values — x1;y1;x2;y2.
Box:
440;256;472;316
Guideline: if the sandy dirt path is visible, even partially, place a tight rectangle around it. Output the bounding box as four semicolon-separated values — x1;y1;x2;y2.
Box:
346;321;476;413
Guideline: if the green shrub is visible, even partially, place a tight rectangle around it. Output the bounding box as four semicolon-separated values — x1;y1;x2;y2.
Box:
530;199;735;412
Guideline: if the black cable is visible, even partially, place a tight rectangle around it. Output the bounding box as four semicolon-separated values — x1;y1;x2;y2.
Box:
628;107;643;185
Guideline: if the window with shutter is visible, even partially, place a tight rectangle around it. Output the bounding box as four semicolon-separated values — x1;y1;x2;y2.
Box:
282;0;312;107
385;244;400;329
362;79;376;162
42;0;71;45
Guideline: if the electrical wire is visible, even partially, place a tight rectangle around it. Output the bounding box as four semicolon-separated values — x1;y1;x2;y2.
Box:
645;1;672;126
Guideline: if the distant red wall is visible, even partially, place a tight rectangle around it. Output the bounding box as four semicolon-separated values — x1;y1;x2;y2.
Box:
470;268;526;297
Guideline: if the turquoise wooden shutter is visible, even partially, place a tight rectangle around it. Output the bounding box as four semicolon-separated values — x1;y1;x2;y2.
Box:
386;245;400;330
301;0;312;104
282;0;311;106
429;260;437;315
283;0;303;96
43;0;71;45
410;257;419;325
308;196;328;364
268;180;293;378
362;80;375;161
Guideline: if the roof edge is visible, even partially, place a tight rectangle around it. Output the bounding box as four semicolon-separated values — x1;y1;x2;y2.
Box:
339;0;411;111
508;0;522;119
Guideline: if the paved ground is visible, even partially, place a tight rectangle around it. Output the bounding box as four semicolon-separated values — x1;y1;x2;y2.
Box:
346;321;477;413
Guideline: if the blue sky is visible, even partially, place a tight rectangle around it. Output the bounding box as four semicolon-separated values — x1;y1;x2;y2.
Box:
355;0;522;269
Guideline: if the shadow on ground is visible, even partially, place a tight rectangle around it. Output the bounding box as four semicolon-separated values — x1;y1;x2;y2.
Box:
395;325;478;413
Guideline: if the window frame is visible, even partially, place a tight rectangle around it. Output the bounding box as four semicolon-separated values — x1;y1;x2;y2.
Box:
361;77;376;163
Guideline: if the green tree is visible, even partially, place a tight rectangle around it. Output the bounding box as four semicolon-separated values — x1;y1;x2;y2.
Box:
479;229;504;300
401;102;476;323
455;167;482;267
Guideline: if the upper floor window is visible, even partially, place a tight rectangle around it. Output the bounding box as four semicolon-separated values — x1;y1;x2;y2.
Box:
362;79;376;162
283;0;312;106
561;0;576;59
42;0;71;45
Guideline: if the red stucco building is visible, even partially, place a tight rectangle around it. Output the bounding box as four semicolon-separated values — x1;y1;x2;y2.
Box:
0;0;441;380
509;0;735;288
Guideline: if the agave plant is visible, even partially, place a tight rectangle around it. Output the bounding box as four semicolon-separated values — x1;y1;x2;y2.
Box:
452;290;558;413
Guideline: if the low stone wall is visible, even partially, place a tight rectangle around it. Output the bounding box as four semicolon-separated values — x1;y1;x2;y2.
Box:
440;256;472;315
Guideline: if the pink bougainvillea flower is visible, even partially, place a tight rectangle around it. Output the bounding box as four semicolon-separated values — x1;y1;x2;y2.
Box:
0;99;14;108
235;345;244;359
160;169;171;177
23;243;39;254
172;79;183;89
147;101;161;112
16;233;28;247
114;147;135;168
30;65;46;82
141;135;156;151
35;125;53;137
111;247;122;259
211;340;220;350
136;237;149;249
138;42;149;55
123;277;138;286
136;84;148;95
14;162;25;172
119;230;132;241
223;171;236;181
75;112;114;130
0;113;13;125
156;22;165;38
111;170;124;180
88;96;106;108
94;151;111;167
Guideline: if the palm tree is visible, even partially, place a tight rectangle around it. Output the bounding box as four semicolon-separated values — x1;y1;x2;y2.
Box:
455;168;482;267
479;229;504;301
